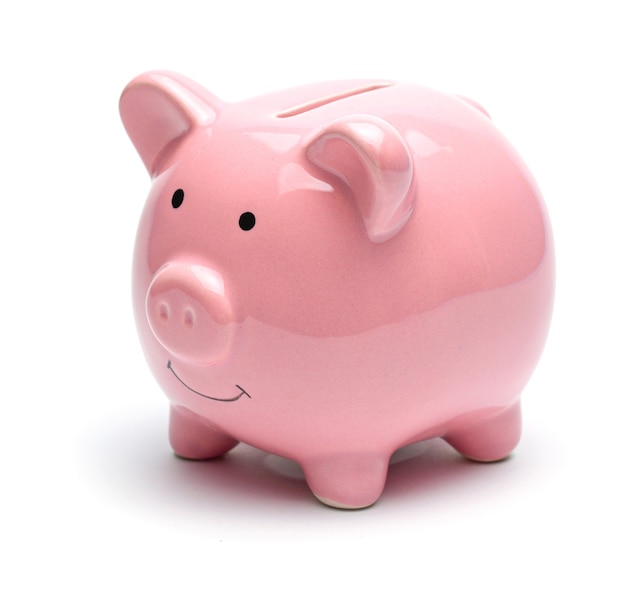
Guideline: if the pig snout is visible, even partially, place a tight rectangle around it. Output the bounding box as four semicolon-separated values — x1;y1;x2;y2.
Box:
145;263;235;364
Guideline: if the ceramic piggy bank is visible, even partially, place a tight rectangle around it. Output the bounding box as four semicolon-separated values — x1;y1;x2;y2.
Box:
120;71;554;508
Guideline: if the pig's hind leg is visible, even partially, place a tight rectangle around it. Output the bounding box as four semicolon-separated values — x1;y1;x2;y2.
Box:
442;399;521;462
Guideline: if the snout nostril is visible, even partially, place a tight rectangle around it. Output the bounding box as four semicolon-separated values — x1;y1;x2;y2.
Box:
158;302;170;322
146;264;234;364
183;308;195;329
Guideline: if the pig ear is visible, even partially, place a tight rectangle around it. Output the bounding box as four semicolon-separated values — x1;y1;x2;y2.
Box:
120;71;221;176
455;95;491;119
306;115;415;243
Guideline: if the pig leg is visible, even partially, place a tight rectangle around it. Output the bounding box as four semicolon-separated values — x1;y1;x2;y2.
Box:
443;400;521;462
301;452;390;509
169;405;239;459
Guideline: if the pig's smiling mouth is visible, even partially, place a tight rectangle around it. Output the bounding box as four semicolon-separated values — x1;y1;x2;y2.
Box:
167;360;251;402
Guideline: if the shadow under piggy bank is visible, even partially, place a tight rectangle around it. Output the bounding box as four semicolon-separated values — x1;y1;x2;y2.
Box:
84;407;520;513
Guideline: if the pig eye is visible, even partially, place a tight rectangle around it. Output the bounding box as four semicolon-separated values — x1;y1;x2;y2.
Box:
171;189;184;209
239;212;256;231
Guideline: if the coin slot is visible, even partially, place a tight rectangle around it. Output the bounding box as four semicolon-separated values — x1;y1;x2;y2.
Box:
276;83;393;118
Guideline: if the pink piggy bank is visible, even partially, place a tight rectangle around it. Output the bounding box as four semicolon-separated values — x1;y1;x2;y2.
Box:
120;72;554;508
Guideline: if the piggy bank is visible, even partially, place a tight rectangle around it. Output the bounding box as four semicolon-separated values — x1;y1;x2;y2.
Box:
120;72;554;508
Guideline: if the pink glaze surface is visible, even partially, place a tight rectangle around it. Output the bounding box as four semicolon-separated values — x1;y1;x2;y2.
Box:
120;72;554;508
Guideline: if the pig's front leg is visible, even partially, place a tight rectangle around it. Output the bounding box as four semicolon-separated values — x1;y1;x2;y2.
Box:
443;400;521;462
169;405;239;459
301;452;390;509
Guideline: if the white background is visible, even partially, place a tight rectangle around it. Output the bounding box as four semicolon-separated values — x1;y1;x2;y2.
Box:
2;1;624;596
